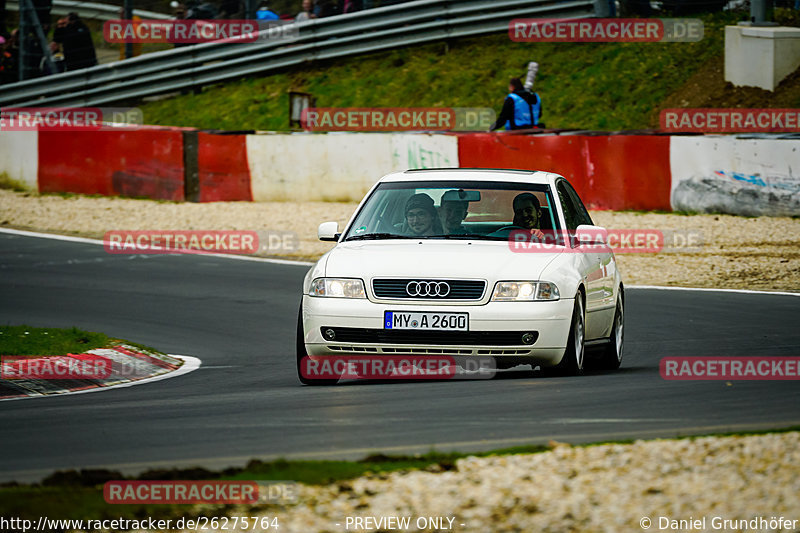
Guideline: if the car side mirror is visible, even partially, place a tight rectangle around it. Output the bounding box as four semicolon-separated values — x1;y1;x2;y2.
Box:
318;221;340;242
575;224;609;248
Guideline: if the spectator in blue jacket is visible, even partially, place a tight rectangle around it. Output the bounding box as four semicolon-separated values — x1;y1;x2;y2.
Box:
256;1;280;19
490;77;543;131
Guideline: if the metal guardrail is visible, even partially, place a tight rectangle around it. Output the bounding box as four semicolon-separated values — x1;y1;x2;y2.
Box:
0;0;596;108
6;0;171;21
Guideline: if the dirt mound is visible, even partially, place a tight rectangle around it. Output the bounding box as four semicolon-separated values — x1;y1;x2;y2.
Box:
655;56;800;125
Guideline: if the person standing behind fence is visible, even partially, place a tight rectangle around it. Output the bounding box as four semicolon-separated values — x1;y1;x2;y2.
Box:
53;13;97;71
0;34;17;84
40;41;64;75
341;0;362;13
295;0;316;21
313;0;340;18
256;1;280;20
489;77;542;131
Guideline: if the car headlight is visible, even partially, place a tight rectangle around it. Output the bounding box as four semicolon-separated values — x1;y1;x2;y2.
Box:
309;278;366;298
491;281;560;301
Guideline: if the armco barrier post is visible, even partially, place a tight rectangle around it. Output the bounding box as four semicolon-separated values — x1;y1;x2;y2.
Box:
594;0;613;17
183;130;200;202
751;0;767;24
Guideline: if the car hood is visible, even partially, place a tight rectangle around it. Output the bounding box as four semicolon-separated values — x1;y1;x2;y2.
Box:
324;240;565;282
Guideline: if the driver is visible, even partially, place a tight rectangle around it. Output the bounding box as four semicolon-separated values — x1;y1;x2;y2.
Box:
512;192;545;239
403;193;442;236
439;196;469;234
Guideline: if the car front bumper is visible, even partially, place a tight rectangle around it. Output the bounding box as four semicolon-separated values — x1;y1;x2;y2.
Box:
300;295;574;366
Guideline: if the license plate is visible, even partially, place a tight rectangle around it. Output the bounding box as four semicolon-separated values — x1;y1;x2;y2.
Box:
384;311;468;331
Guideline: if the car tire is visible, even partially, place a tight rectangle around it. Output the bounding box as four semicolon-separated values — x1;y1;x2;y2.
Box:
597;294;624;371
296;304;338;386
545;295;585;376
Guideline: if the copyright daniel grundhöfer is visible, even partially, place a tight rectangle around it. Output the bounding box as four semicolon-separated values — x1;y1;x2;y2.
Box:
641;515;798;531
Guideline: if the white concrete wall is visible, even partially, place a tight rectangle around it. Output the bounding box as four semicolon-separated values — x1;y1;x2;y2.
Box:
0;130;38;191
670;136;800;216
246;133;459;202
725;25;800;91
389;134;458;169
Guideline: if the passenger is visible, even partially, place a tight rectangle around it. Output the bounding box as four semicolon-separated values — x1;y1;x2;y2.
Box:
512;192;545;239
439;196;469;234
402;193;442;236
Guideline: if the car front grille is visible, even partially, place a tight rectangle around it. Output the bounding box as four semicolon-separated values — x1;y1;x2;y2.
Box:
321;327;538;346
372;279;486;300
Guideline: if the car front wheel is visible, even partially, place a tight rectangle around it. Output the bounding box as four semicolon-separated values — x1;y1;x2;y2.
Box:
545;295;585;376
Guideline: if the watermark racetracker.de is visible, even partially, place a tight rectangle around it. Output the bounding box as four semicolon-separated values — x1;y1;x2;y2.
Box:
0;107;144;131
1;354;112;379
509;18;703;43
3;346;176;381
103;230;298;255
507;229;704;254
103;480;298;504
103;19;298;44
660;357;800;380
300;355;497;381
661;108;800;133
300;107;496;131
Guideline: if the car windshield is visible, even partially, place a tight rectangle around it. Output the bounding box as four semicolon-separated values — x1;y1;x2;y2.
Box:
342;180;560;241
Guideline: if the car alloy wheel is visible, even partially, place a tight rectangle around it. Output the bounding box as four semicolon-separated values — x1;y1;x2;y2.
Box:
545;294;585;376
573;296;585;371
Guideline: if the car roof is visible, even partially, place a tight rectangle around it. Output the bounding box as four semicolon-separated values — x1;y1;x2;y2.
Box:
379;168;558;185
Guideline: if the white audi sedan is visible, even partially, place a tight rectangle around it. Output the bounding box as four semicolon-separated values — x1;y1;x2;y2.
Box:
297;169;624;384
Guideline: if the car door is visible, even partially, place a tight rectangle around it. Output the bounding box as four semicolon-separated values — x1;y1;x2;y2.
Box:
563;180;617;338
556;180;606;340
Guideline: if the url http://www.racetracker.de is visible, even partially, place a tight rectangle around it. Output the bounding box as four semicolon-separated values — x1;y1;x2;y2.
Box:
1;516;282;532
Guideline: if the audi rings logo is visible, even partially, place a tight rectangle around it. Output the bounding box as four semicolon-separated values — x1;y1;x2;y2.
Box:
406;281;451;297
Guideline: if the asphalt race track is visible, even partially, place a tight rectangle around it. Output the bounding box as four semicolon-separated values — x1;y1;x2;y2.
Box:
2;231;799;483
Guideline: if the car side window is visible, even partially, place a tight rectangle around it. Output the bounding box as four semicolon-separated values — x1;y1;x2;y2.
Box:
556;182;580;231
564;181;593;227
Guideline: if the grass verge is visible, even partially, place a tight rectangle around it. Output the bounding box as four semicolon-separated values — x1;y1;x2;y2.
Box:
0;173;29;193
0;325;110;356
138;11;746;132
0;325;165;357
